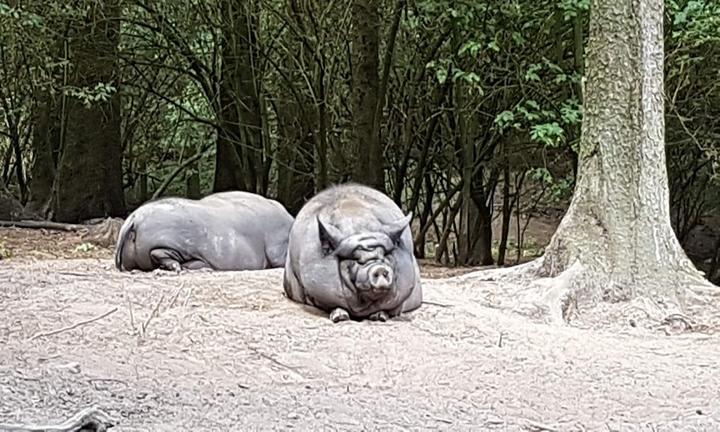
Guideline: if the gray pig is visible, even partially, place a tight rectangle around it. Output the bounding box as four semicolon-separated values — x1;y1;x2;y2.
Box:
115;191;294;272
283;183;422;322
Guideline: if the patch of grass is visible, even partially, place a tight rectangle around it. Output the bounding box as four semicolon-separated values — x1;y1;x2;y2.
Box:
74;242;97;253
0;241;12;259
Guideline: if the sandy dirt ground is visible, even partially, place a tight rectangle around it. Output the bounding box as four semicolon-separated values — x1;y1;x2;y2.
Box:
2;227;720;431
0;254;719;431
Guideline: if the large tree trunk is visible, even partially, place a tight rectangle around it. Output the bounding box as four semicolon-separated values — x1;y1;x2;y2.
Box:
213;0;264;194
350;0;384;191
53;0;125;223
527;0;708;318
540;0;685;282
467;0;715;327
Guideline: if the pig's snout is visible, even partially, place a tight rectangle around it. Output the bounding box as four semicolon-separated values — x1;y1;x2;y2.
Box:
369;264;393;292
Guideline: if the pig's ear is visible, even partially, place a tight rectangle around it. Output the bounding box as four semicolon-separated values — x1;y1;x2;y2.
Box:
317;214;344;254
386;212;412;244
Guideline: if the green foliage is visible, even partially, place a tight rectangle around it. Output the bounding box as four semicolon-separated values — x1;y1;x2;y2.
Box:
559;0;589;20
0;0;717;266
530;122;564;147
663;0;720;245
66;83;117;107
0;3;44;28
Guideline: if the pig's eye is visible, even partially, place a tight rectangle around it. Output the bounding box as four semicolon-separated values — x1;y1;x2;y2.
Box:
348;261;359;274
353;249;373;264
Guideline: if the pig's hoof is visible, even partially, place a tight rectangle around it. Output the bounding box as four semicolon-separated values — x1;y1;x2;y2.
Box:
329;308;350;323
368;311;389;322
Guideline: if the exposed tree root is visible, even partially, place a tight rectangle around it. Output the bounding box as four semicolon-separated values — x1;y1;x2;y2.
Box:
0;406;114;432
453;258;544;283
452;256;720;332
81;218;124;248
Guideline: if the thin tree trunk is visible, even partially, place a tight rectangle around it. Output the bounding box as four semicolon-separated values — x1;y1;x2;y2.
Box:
9;133;26;203
435;196;463;265
316;77;329;190
137;159;148;203
470;174;496;266
1;147;11;185
186;163;201;199
26;92;58;216
214;0;263;193
275;99;315;215
497;159;512;266
407;82;449;216
372;0;404;193
456;63;473;265
414;173;434;258
568;8;585;178
574;12;585;104
351;0;383;191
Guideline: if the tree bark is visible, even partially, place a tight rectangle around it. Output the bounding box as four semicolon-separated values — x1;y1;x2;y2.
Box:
413;173;435;258
214;0;264;194
137;158;148;203
456;64;472;266
0;186;25;221
526;0;708;316
275;99;315;215
53;0;125;222
350;0;383;191
497;162;512;266
185;159;201;200
470;177;495;266
26;92;60;216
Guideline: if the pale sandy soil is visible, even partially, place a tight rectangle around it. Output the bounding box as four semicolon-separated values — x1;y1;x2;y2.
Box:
1;257;719;431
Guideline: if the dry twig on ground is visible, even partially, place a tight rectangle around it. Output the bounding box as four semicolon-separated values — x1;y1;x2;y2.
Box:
29;308;118;341
141;294;166;337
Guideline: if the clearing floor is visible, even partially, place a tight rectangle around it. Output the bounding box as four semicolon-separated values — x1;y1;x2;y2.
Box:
0;256;719;431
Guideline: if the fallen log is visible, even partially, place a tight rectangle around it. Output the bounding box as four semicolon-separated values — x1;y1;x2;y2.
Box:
0;220;87;232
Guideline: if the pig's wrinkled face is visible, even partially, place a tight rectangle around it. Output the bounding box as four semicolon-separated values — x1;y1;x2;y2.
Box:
338;242;397;301
317;213;412;303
